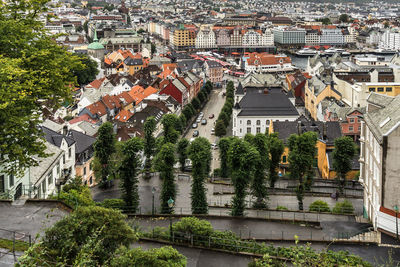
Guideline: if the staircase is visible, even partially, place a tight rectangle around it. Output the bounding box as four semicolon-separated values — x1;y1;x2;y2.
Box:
334;229;380;243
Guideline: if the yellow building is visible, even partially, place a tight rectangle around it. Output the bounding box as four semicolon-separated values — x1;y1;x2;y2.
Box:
270;120;358;180
172;25;196;50
305;77;341;120
366;83;400;97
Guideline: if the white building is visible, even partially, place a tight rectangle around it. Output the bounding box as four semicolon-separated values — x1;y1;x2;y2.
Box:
195;28;216;49
305;30;320;45
232;83;299;137
360;93;400;236
380;29;400;51
320;28;344;46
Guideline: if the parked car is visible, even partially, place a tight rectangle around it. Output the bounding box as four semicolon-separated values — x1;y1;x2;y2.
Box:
199;112;204;117
201;119;207;125
209;114;214;119
193;130;199;137
211;128;215;135
211;143;218;150
192;123;198;129
196;117;202;123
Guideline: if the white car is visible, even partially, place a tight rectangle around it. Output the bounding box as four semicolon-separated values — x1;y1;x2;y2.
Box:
211;143;218;150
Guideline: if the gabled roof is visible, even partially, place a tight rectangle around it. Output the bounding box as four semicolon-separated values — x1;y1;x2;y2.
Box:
40;126;76;148
114;109;134;122
102;94;121;109
87;77;106;90
86;100;107;117
69;114;98;125
66;130;96;154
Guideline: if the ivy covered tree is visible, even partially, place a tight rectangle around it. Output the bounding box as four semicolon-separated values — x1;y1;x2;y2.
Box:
267;133;284;188
215;119;227;137
182;106;194;122
218;111;230;127
288;132;317;210
228;138;259;216
119;137;143;212
197;90;206;103
143;116;156;176
94;122;116;187
178;114;187;131
204;80;213;94
155;143;176;214
333;136;356;193
0;0;83;175
218;137;232;178
248;133;269;208
191;97;201;110
161;114;180;144
177;138;190;172
188;137;211;214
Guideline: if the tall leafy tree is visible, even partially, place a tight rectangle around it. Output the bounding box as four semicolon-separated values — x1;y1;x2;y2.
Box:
288;132;317;210
333;136;356;193
161;114;180;144
0;0;82;175
249;134;269;208
119;138;143;211
267;133;284;188
177;138;190;172
215;119;227;137
218;137;232;178
155;143;176;214
204;80;213;94
188;137;211;214
228;138;259;216
143;116;156;175
218;111;230;127
73;54;99;85
191;97;201;110
93;122;116;187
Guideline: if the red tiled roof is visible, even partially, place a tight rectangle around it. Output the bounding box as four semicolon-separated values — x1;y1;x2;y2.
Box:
114;109;134;122
86;101;107;117
87;77;106;90
102;94;121;109
69;113;98;124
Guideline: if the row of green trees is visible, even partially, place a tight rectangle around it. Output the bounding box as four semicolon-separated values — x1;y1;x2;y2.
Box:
215;81;235;137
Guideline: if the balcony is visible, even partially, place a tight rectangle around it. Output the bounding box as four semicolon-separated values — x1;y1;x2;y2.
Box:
55;169;72;186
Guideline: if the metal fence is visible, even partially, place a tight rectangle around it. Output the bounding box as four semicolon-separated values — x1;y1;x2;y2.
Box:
0;228;31;256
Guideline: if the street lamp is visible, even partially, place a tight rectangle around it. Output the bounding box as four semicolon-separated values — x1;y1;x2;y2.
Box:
151;187;156;215
394;205;399;240
168;197;174;241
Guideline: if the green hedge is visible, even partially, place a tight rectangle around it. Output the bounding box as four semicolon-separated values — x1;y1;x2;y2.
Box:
333;200;354;214
309;200;330;212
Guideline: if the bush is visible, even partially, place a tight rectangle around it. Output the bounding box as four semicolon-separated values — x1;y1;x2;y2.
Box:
210;230;240;250
99;198;126;210
276;206;288;211
309;200;330;212
213;168;221;178
172;217;213;237
332;200;354;214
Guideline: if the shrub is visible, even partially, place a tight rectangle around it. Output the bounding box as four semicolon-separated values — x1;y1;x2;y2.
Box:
172;217;213;237
332;200;354;214
276;206;288;211
99;198;126;210
210;230;240;250
309;200;330;212
213;168;221;178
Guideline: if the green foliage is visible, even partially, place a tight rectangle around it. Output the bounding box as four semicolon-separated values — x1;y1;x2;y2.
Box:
317;17;332;25
0;238;29;252
155;143;176;214
178;114;187;131
218;111;230;127
177;138;190;172
333;200;354;214
19;206;137;266
228;138;260;216
94;122;116;186
288;132;317;210
339;13;349;23
98;198;126;210
143;116;156;173
57;186;95;208
73;53;99;85
276;206;288;211
204;80;213;94
110;246;186;267
188;137;211;214
173;217;213;236
218;137;233;178
247;133;269;208
309;200;331;212
161;114;180;144
182;106;194;122
191;97;201;110
267;133;284;188
151;43;156;54
0;0;83;175
215;119;227;137
333;136;356;193
198;90;206;103
119;137;143;211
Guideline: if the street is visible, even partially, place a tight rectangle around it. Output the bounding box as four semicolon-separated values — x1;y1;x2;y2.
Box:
184;88;226;171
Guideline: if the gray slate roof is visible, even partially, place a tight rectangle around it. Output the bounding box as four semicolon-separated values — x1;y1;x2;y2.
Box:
66;130;96;154
30;142;63;185
237;87;299;117
40;126;75;147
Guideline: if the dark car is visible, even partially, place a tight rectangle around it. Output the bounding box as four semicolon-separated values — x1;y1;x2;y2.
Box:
201;119;207;125
209;114;214;119
193;130;199;137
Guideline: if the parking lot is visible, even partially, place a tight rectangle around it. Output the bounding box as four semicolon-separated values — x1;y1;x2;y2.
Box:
184;88;226;171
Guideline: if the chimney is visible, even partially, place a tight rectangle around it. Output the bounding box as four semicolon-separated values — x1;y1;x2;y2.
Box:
323;121;327;140
297;121;301;135
62;125;68;136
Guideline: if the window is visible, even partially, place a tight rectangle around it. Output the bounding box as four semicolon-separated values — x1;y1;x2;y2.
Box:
56;162;60;176
349;126;354;132
247;127;251;133
358;126;361;132
350;118;354;123
68;147;72;158
9;174;14;187
89;176;93;185
247;120;251;125
386;87;392;92
48;172;53;185
239;129;242;133
41;180;46;194
84;167;87;176
63;155;65;164
282;156;287;163
256;127;261;133
256;120;260;125
377;87;384;92
369;87;375;92
266;120;270;125
0;175;4;193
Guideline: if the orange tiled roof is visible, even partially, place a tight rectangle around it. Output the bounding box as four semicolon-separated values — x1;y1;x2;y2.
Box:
114;109;134;122
102;94;121;109
69;113;98;124
87;101;107;116
116;91;135;105
87;77;106;89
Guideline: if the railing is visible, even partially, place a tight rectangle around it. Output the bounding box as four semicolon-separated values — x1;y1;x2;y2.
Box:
0;228;31;261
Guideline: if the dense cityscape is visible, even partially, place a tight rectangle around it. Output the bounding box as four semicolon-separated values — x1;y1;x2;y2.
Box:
1;0;400;266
